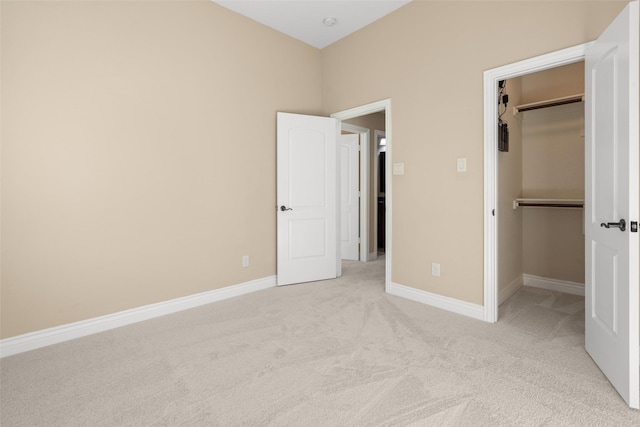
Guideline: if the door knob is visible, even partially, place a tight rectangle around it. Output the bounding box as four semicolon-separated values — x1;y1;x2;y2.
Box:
600;219;626;231
280;206;293;212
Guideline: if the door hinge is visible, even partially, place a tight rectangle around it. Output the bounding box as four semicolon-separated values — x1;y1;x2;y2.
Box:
631;221;638;233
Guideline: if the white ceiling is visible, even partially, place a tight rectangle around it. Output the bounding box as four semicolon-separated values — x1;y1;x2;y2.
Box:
213;0;412;49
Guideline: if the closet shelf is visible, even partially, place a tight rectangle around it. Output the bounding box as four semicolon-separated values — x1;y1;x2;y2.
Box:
514;198;584;209
513;94;584;114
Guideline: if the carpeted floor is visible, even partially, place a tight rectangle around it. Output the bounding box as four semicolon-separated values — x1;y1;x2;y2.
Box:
2;257;640;426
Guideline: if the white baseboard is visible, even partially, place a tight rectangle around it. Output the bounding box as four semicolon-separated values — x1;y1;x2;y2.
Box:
0;276;277;358
499;276;524;305
523;274;585;296
388;282;484;321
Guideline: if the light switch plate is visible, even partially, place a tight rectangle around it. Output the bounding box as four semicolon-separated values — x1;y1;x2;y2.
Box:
392;163;405;175
457;158;467;172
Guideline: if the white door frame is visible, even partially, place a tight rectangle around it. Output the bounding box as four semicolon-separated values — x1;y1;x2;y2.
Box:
483;44;591;322
341;122;371;262
332;99;392;292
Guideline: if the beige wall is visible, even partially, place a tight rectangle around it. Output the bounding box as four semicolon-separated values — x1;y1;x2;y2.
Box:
321;1;627;304
1;1;631;339
521;103;585;199
344;113;386;255
520;61;585;104
520;62;585;200
498;78;523;293
522;209;585;282
520;63;585;283
1;1;322;338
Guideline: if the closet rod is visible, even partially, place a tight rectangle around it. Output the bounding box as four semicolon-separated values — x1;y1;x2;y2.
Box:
514;94;584;114
516;202;584;208
514;198;584;209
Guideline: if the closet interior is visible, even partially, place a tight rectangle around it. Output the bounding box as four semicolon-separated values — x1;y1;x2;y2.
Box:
498;61;586;305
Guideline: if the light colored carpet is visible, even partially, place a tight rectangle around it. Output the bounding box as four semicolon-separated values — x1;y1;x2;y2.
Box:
2;258;640;426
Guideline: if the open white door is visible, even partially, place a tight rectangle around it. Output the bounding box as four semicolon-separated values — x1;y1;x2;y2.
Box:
340;133;359;261
585;0;639;409
277;112;341;286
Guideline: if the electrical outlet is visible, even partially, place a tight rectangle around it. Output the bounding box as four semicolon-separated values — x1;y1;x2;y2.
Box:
242;255;249;268
431;262;440;277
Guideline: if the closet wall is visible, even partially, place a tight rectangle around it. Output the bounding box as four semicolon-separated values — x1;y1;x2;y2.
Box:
520;62;585;284
499;62;585;298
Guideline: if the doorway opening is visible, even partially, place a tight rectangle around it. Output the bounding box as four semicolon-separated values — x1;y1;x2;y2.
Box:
332;99;392;293
340;116;386;262
483;43;590;322
498;60;586;309
375;130;387;257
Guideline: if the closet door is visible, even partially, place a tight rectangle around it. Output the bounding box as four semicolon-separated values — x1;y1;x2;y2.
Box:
584;1;639;409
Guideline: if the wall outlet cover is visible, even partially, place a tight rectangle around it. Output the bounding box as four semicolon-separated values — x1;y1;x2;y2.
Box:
431;262;441;277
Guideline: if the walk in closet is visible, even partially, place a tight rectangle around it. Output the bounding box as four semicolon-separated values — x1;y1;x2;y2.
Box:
498;62;586;301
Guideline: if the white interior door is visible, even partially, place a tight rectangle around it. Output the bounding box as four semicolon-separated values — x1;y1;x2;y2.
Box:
340;133;359;260
277;112;341;286
585;0;639;409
